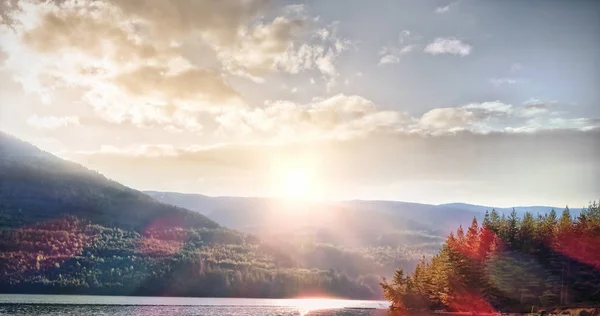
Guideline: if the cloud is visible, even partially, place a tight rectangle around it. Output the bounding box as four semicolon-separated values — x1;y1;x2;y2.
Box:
21;9;167;62
463;101;514;115
516;99;571;118
415;101;513;134
523;98;549;109
411;99;600;135
208;94;598;140
378;44;417;65
113;66;239;104
26;115;80;129
217;18;352;82
214;16;306;78
490;78;525;85
216;94;406;142
547;118;600;131
379;54;400;65
435;5;451;14
418;107;475;131
506;118;600;133
107;0;272;43
424;37;472;56
378;31;418;65
0;0;352;133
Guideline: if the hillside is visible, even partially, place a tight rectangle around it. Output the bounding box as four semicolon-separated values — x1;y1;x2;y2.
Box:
144;191;474;236
0;132;218;231
0;133;389;298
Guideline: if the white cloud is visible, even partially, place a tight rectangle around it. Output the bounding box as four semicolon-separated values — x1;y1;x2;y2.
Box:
424;37;472;56
378;39;417;65
27;115;80;129
0;0;355;135
547;118;600;131
399;30;411;43
414;101;515;134
379;54;400;65
400;44;417;54
416;99;597;135
216;94;406;142
217;18;352;83
506;118;599;133
490;78;527;85
463;101;514;115
418;107;475;131
435;5;451;14
522;98;548;109
0;0;252;131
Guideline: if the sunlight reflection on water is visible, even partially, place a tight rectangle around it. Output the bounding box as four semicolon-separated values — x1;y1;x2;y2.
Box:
0;295;389;316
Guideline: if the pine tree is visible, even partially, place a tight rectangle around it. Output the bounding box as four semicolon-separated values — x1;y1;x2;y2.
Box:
518;212;536;252
489;209;501;234
507;209;520;247
558;207;572;236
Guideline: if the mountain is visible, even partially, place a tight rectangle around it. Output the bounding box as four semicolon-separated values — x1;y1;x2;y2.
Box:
146;191;468;231
439;202;582;217
145;191;580;240
0;132;218;231
145;191;453;254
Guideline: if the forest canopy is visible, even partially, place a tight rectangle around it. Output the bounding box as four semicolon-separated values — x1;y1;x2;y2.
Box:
381;202;600;312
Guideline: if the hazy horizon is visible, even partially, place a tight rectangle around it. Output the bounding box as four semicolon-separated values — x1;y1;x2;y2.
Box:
142;188;587;210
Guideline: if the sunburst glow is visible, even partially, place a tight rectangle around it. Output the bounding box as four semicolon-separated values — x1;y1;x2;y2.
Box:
282;171;311;199
269;158;321;201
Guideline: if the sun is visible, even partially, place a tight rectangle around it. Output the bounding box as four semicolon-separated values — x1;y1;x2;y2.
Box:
282;170;311;199
269;157;322;201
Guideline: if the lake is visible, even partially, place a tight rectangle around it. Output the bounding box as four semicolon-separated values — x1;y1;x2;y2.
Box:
0;294;390;315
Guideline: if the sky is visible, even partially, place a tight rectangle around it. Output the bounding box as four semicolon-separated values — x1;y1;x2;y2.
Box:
0;0;599;207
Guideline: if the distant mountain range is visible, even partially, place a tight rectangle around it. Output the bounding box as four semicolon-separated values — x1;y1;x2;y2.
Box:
145;191;581;236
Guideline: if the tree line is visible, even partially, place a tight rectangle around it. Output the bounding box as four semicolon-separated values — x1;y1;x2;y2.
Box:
381;201;600;312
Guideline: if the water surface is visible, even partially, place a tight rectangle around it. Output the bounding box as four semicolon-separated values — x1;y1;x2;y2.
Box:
0;294;390;315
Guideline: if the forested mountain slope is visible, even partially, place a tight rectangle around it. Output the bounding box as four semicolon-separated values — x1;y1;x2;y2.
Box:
0;132;218;231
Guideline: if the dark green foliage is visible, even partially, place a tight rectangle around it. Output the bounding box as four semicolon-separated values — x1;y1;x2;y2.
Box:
382;202;600;312
0;216;384;298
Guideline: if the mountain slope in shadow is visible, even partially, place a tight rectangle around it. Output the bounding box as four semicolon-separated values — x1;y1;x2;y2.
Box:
0;132;218;231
